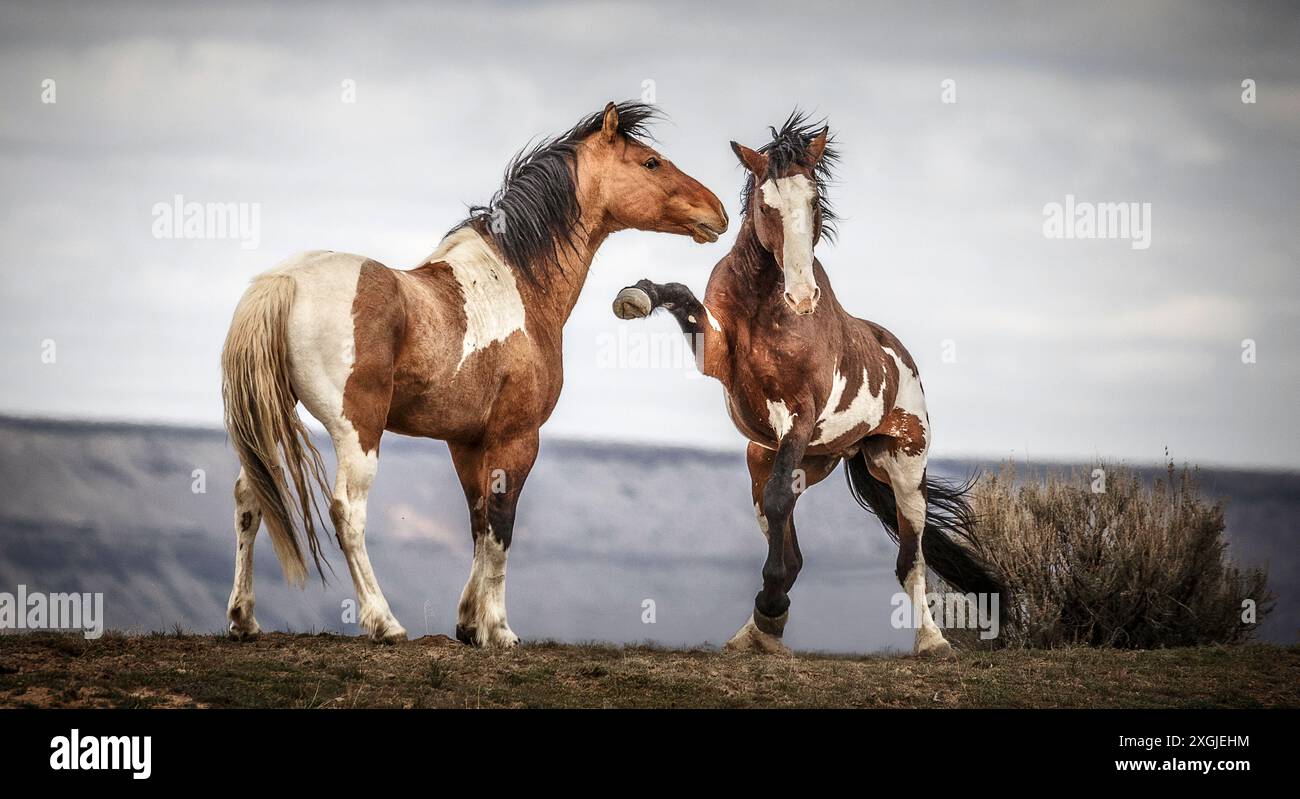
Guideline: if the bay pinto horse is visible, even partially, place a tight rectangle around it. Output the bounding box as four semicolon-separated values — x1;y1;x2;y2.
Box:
222;102;727;646
612;113;1006;656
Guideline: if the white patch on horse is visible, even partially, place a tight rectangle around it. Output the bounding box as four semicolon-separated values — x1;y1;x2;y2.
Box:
883;346;930;440
276;249;367;427
759;175;817;295
811;365;887;446
754;502;770;540
427;227;527;369
704;306;723;332
766;399;796;439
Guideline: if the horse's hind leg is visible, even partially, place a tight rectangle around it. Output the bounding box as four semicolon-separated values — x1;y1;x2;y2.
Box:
326;418;406;643
866;447;951;657
227;468;262;639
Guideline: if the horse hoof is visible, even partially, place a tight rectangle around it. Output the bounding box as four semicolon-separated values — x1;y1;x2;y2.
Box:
456;622;519;648
724;617;792;656
369;622;407;645
613;287;652;319
916;638;954;660
489;629;520;649
227;622;260;641
455;624;478;646
227;608;261;640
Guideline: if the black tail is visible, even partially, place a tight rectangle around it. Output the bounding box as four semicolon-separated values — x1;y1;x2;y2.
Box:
845;452;1008;619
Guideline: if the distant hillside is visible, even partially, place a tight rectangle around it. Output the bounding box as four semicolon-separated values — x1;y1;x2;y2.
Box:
0;416;1293;650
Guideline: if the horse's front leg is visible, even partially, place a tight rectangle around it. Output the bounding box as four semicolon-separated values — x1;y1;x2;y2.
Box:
448;428;539;648
613;280;706;352
727;441;838;654
723;417;814;653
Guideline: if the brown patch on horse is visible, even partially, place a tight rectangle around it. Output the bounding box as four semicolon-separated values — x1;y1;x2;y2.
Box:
342;259;403;455
879;410;927;458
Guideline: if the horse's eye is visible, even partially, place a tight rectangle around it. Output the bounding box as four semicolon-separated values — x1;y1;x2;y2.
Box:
643;157;660;170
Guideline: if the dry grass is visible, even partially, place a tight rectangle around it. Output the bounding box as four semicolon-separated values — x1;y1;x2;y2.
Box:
0;631;1295;709
951;462;1274;649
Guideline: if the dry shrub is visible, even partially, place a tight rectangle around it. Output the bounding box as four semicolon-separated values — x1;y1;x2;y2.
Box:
946;462;1273;649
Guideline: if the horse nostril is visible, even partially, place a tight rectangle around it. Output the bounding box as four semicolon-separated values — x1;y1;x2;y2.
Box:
784;292;816;315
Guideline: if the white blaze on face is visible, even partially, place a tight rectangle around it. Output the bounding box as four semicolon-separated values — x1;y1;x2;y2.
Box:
759;174;818;303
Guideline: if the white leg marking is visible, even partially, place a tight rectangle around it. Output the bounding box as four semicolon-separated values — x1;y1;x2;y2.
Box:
725;615;792;655
458;528;518;647
877;447;948;656
227;468;262;638
332;428;405;641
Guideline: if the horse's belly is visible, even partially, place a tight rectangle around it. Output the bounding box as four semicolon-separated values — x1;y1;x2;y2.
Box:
385;384;487;441
386;331;552;442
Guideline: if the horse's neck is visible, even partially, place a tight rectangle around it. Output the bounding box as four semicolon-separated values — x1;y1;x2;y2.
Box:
516;153;618;330
519;215;611;330
724;217;785;313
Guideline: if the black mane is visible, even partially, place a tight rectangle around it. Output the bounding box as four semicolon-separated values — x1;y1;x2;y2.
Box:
739;110;839;242
455;101;661;282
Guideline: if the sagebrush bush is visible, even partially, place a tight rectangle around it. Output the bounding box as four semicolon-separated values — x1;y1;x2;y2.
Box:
944;462;1273;649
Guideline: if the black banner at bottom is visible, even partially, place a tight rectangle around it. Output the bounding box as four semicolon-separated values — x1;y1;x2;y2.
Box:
0;708;1287;785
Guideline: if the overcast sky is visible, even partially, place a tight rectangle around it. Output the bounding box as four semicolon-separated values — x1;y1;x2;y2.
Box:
1;1;1297;468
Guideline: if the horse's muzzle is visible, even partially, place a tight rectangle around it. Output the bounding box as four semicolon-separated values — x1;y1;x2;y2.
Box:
784;286;820;316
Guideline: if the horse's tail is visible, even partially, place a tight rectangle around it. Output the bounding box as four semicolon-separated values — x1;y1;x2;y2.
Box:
221;272;331;587
844;453;1008;620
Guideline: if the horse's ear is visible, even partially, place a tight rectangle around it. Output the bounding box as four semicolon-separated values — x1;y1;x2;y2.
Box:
730;141;768;176
601;102;620;143
807;126;830;164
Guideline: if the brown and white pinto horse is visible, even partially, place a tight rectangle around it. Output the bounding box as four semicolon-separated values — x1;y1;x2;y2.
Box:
222;102;727;646
613;113;1005;656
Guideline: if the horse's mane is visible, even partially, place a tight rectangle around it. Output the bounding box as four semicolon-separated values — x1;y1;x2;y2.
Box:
454;101;661;283
739;110;839;242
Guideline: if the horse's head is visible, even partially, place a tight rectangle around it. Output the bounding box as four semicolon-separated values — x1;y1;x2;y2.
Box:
580;102;728;244
733;114;835;316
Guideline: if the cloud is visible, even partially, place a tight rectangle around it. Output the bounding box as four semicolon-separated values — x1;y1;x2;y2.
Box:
0;0;1297;467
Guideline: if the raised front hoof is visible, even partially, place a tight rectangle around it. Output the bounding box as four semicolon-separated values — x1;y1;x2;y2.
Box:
612;286;653;320
723;617;792;656
456;622;520;649
915;634;954;660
